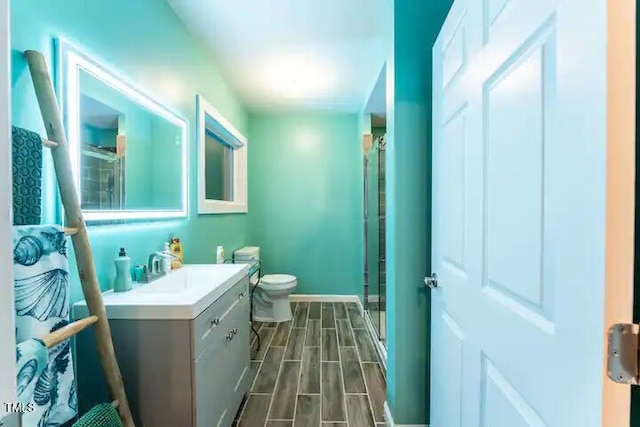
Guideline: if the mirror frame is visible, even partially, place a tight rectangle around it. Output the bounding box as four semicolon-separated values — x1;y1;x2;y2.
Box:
197;95;248;214
57;38;188;222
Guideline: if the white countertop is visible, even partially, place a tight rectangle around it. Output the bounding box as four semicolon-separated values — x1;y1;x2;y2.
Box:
73;263;250;320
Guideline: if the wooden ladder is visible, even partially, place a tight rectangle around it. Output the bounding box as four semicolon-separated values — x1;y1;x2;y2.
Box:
23;50;134;427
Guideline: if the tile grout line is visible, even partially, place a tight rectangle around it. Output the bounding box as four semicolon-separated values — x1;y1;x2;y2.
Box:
239;318;279;424
250;323;278;387
335;302;350;425
350;303;377;425
264;302;297;425
290;302;309;426
239;338;262;421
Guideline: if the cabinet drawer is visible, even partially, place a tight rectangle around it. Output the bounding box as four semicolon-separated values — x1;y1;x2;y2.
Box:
192;277;249;358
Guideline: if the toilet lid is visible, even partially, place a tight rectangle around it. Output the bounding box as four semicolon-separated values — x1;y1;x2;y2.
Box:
260;274;296;286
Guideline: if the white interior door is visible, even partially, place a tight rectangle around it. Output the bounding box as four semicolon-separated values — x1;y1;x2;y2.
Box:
430;0;635;426
0;0;16;420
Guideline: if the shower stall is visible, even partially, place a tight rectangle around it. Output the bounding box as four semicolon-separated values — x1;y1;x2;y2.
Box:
364;131;386;346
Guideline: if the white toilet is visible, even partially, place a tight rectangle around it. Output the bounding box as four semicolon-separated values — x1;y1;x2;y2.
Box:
254;274;297;322
233;247;297;323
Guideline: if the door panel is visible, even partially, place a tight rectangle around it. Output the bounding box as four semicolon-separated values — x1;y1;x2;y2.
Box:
0;0;16;417
431;0;635;426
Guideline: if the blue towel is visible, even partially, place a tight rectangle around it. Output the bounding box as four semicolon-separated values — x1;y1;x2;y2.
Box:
13;225;77;427
12;126;43;226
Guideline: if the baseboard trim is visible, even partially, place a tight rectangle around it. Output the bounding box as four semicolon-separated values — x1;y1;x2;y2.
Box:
358;299;388;372
384;404;429;427
290;294;360;303
384;402;394;426
363;308;388;371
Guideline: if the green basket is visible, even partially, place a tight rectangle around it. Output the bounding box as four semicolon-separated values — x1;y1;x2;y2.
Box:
72;403;123;427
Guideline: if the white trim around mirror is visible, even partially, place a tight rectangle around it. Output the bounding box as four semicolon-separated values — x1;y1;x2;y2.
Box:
197;95;248;214
57;38;188;222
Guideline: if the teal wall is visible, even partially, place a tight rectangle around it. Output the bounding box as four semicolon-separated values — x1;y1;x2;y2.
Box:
149;115;183;210
11;0;249;302
385;0;452;424
247;113;362;296
81;124;117;149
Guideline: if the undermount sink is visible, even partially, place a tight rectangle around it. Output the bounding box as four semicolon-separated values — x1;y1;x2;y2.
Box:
136;265;237;294
73;263;250;320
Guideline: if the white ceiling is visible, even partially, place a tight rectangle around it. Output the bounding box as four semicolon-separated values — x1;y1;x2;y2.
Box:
167;0;387;113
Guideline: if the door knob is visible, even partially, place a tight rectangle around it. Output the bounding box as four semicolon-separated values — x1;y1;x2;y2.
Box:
424;273;438;290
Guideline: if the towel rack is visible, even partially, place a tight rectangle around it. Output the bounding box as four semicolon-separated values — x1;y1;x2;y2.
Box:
24;50;134;427
41;315;98;349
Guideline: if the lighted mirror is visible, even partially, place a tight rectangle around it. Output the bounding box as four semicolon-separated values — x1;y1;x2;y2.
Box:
58;39;188;221
197;95;247;214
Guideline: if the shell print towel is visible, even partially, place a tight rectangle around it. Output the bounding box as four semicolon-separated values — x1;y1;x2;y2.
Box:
13;225;77;427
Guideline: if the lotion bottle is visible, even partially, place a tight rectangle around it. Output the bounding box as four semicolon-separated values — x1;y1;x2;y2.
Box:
216;246;225;264
114;248;132;292
169;237;183;269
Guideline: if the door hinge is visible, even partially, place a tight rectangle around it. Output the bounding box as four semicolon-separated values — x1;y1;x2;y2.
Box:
607;323;640;385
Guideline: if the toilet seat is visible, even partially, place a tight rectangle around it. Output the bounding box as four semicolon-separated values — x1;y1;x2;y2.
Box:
259;274;296;290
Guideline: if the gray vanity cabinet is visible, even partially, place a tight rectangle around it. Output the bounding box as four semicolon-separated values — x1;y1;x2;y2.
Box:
193;281;251;426
75;275;250;427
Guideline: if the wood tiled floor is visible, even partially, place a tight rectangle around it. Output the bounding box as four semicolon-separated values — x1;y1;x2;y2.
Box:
235;301;386;427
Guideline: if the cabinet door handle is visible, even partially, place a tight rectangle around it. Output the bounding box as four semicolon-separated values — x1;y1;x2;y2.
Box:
210;317;220;327
226;331;233;340
239;292;245;299
232;328;238;335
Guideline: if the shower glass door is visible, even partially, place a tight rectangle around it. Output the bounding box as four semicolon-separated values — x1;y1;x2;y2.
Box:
366;133;386;344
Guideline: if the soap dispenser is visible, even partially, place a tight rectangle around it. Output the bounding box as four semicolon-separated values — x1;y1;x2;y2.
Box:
114;247;132;292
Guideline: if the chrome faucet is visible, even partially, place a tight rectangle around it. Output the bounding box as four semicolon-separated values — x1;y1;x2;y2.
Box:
148;252;164;274
139;252;168;283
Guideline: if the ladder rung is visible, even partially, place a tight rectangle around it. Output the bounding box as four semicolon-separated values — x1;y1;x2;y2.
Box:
41;137;58;148
41;315;98;349
64;227;78;236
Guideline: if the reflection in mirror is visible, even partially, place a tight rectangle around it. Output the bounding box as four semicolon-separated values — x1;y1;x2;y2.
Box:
78;70;184;212
79;94;124;210
197;95;247;214
204;119;234;202
59;39;188;221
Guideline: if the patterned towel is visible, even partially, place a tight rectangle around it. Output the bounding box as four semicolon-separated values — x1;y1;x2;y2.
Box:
13;225;77;427
16;338;48;405
12;126;43;226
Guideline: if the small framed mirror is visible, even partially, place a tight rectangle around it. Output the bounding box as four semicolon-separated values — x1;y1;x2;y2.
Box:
197;95;247;214
58;39;188;222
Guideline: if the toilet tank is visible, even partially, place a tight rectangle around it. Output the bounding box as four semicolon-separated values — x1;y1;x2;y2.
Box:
234;247;260;285
234;246;260;262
